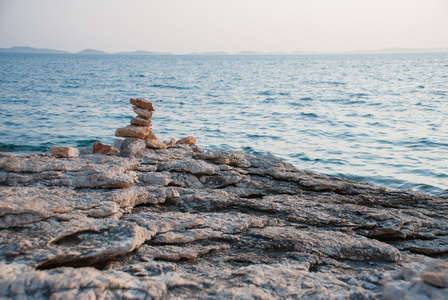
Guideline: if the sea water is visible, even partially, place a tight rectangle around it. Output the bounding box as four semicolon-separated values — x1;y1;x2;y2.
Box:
0;53;447;197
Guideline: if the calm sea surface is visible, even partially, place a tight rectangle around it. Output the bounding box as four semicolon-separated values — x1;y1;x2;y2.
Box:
0;53;447;197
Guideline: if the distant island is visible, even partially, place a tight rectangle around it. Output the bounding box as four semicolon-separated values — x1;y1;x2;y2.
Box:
0;46;447;55
0;46;71;54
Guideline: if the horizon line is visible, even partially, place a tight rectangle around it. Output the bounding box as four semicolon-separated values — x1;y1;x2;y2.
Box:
1;45;448;56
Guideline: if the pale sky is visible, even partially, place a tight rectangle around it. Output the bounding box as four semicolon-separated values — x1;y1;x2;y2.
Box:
0;0;447;54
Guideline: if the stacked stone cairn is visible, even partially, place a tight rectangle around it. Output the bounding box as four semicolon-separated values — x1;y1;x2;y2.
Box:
114;98;196;153
49;97;196;158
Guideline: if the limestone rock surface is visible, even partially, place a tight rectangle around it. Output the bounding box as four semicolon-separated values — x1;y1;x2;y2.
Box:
383;261;448;299
1;146;447;299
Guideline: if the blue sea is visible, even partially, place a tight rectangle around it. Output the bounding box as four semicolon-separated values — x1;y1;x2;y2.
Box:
0;53;447;197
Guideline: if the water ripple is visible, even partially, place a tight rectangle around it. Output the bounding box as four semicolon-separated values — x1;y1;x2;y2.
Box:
1;52;447;197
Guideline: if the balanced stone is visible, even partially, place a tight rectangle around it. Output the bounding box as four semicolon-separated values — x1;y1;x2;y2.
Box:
113;98;197;153
115;125;151;139
50;146;79;158
133;106;154;119
130;98;155;111
130;116;152;127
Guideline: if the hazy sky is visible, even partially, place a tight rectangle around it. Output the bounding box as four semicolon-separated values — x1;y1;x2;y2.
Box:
1;0;447;53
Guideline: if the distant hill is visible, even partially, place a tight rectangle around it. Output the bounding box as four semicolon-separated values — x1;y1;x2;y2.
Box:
114;50;173;55
1;46;447;56
290;50;319;55
235;50;319;55
190;51;230;55
375;47;448;54
235;51;264;55
345;47;448;54
77;49;108;55
0;46;70;54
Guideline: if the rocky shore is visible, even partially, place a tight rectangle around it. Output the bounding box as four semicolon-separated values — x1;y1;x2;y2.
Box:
1;143;447;299
1;98;447;299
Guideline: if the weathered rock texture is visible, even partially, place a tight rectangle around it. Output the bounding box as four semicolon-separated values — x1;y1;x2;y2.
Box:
0;147;447;299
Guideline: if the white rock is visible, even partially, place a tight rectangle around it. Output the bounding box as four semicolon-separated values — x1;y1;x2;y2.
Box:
50;146;79;158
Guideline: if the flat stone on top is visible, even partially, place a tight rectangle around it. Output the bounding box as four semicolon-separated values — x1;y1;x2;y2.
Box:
130;98;155;111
